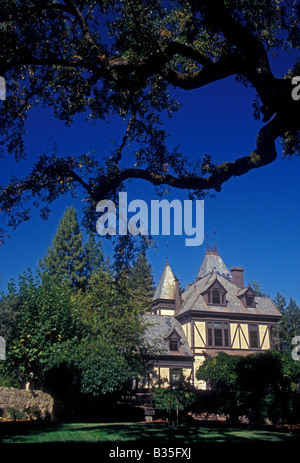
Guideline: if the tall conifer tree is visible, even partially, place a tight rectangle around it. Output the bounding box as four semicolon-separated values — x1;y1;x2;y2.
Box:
129;252;155;312
83;233;105;280
279;297;300;351
39;206;87;289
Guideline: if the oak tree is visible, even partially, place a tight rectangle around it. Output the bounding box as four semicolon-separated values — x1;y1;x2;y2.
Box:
0;0;299;240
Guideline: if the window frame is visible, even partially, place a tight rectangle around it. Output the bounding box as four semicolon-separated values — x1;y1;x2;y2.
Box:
246;295;255;307
207;288;227;307
207;321;231;348
248;324;260;349
170;368;182;386
169;340;179;352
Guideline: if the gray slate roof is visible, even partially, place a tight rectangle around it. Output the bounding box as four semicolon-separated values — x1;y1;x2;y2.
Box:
179;273;281;318
196;251;232;281
142;314;193;357
153;261;176;301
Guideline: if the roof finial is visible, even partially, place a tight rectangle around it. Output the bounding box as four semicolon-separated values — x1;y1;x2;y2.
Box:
166;241;169;264
206;228;218;254
213;227;218;252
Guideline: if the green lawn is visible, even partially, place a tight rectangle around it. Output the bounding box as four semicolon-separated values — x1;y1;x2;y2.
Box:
0;421;299;444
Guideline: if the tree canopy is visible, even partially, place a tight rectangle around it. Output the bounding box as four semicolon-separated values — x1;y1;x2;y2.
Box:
196;351;300;424
0;0;299;240
39;205;106;289
1;206;156;395
39;206;87;289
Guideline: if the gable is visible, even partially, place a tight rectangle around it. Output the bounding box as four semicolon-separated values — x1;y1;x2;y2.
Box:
237;286;256;308
200;276;228;306
165;328;181;341
202;277;228;295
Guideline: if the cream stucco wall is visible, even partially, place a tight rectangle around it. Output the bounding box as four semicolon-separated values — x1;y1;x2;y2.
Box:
194;321;206;348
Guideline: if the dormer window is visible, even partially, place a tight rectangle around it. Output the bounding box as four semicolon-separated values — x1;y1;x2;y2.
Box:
169;340;179;351
246;295;255;307
238;286;256;308
166;328;181;353
203;279;227;307
212;289;221;304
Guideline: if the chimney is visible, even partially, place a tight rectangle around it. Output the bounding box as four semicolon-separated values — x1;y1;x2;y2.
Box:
231;267;244;289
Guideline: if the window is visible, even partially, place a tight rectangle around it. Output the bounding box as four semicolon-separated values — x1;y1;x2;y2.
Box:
207;287;226;306
207;322;230;348
212;289;221;305
170;368;182;386
246;295;255;307
169;340;179;352
249;324;259;348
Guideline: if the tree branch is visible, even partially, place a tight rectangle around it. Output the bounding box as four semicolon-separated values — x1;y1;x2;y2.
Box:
94;114;284;199
162;52;244;89
63;0;106;58
200;0;276;118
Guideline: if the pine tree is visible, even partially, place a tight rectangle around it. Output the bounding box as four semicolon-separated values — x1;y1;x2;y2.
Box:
39;206;87;289
83;233;105;281
250;281;268;297
279;297;300;352
129;252;155;312
273;291;286;313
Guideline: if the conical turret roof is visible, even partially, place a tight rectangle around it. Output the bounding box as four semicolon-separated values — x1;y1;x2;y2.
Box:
196;250;231;281
153;261;176;300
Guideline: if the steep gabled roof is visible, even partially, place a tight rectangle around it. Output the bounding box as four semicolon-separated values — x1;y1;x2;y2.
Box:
153;261;176;301
178;272;281;318
142;314;193;357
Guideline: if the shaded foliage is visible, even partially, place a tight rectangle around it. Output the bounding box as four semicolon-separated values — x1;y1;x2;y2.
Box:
196;351;300;425
0;0;299;244
1;207;156;397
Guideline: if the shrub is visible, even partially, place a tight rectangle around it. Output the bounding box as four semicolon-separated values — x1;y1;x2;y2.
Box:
5;407;25;421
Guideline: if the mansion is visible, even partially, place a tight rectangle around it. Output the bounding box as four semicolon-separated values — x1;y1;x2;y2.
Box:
143;245;282;389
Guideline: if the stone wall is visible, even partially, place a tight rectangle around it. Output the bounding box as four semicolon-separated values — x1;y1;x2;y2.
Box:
0;387;54;420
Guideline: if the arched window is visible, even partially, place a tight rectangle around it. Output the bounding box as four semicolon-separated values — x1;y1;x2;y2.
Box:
212;289;221;305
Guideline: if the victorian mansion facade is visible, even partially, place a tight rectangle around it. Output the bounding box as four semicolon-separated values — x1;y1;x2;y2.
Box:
143;245;282;389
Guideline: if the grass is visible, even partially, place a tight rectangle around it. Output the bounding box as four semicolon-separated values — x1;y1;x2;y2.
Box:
1;420;300;445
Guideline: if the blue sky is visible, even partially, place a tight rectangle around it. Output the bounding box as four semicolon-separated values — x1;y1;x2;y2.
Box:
0;48;299;306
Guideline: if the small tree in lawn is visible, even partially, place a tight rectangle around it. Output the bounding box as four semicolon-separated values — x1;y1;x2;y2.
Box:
152;379;196;426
